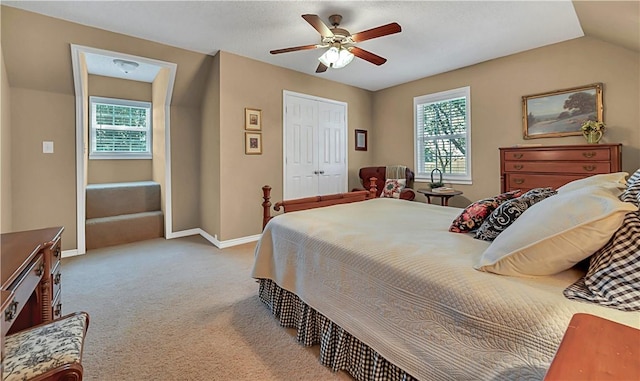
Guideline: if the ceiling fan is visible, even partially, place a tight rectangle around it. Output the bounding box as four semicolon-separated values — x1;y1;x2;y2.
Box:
270;14;402;73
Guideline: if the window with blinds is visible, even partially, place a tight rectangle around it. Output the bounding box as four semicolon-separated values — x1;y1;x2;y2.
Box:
90;96;152;159
414;86;471;183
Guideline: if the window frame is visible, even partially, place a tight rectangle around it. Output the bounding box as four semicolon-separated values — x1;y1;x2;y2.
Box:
89;96;152;160
413;86;472;184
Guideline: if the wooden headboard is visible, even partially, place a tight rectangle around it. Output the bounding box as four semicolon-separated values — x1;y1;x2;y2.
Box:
262;178;378;229
500;144;622;193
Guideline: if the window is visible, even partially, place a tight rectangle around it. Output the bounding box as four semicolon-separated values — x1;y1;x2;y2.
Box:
414;86;471;184
90;96;152;159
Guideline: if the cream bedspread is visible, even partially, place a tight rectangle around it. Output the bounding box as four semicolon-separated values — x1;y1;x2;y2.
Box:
252;198;640;380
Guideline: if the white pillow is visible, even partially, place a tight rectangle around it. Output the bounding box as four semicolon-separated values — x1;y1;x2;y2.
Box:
557;172;628;193
475;185;638;277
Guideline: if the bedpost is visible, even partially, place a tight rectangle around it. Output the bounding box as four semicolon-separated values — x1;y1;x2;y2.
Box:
368;177;378;199
262;185;272;230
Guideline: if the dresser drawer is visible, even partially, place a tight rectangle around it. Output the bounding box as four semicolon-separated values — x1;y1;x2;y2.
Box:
503;161;611;175
52;290;62;319
502;148;612;162
52;261;62;302
2;254;44;336
506;174;586;192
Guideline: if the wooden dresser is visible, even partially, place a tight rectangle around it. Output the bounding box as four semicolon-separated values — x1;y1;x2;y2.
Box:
500;144;622;193
1;227;64;337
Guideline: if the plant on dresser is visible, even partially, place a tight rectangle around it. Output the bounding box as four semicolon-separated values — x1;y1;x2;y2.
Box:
500;144;622;193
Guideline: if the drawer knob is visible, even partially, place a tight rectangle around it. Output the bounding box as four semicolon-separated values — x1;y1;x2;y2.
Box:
35;264;45;276
583;165;596;172
582;151;596;158
54;273;61;285
54;302;62;317
513;153;523;159
514;178;525;184
4;299;18;322
514;164;524;170
54;247;61;258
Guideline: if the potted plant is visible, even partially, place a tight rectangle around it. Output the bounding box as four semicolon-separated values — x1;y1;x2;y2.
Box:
581;120;605;144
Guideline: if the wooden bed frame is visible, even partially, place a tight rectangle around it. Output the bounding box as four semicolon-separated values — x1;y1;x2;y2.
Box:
262;178;378;229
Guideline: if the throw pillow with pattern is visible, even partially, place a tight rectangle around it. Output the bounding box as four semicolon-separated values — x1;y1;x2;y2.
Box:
564;210;640;311
380;179;406;198
474;187;557;241
620;169;640;206
449;190;521;233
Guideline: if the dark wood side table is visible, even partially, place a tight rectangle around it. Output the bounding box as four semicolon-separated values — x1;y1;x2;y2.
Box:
417;189;463;206
544;313;639;381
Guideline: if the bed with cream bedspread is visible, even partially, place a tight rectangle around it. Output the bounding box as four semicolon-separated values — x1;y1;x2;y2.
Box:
252;197;639;380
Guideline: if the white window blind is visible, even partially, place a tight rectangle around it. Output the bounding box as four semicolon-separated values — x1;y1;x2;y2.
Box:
90;96;152;159
414;86;471;183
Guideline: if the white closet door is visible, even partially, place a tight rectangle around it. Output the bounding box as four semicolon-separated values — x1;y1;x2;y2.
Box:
284;92;347;200
317;101;346;195
285;94;319;200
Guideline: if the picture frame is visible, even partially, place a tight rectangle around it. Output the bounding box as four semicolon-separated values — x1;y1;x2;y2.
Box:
522;83;603;139
245;132;262;155
355;129;368;151
245;108;262;131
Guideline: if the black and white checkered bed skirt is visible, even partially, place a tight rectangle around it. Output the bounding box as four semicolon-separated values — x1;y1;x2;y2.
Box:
258;279;417;381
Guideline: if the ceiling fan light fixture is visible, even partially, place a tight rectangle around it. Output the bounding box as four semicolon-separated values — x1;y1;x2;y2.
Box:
318;46;354;69
113;59;139;74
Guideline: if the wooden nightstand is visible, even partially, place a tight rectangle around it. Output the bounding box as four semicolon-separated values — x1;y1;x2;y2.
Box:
417;189;463;206
544;313;639;381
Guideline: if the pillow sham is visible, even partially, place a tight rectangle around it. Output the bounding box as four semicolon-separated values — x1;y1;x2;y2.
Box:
380;178;406;198
449;190;521;233
619;169;640;206
557;172;628;193
474;187;557;241
563;210;640;311
474;185;637;277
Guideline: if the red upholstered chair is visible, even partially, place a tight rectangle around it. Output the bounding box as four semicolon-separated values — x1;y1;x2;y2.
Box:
353;166;416;201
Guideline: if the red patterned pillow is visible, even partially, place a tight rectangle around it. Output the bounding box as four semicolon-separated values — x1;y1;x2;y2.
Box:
380;179;406;198
449;190;521;233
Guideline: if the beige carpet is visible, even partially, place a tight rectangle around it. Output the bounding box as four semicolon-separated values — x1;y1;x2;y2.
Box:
61;236;354;380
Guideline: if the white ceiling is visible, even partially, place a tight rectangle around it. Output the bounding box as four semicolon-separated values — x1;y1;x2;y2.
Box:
3;1;586;91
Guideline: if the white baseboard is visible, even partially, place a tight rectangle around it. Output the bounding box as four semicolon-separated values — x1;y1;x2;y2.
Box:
61;249;81;258
65;229;260;256
169;228;261;249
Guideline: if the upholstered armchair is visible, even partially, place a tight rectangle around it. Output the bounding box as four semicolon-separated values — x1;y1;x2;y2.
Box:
353;166;416;201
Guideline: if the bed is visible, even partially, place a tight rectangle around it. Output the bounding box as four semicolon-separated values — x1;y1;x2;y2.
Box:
251;174;640;380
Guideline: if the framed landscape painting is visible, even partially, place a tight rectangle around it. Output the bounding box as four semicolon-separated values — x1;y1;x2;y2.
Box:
522;83;603;139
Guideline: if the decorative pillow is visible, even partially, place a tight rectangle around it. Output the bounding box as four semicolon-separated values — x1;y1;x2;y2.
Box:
564;210;640;311
557;172;629;193
619;169;640;206
474;185;637;277
474;188;557;241
380;178;406;198
449;190;521;233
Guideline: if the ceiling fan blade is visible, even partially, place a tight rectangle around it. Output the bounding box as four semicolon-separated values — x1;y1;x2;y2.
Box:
316;62;328;73
351;22;401;43
302;14;334;37
349;47;387;66
270;44;321;55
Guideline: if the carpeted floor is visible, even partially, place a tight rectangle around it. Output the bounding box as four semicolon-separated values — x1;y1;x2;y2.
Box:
61;236;353;380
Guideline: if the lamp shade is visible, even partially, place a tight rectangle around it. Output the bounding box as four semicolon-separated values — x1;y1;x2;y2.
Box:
318;47;354;69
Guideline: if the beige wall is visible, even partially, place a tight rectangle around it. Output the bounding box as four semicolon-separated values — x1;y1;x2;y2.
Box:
87;74;153;184
373;36;640;208
10;88;77;242
211;51;373;240
1;45;12;233
1;6;207;249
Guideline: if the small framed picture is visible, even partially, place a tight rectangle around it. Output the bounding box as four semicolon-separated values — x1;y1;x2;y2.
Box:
245;108;262;131
355;129;367;151
245;132;262;155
